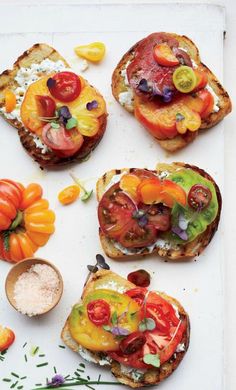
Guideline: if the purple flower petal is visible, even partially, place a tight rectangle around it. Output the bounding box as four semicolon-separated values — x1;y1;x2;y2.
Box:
137;79;150;93
172;226;188;241
58;106;72;120
111;327;130;336
47;374;65;387
162;87;173;103
86;100;98;111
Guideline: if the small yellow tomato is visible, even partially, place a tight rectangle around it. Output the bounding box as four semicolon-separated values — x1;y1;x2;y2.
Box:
173;66;197;93
74;42;106;63
58;185;80;205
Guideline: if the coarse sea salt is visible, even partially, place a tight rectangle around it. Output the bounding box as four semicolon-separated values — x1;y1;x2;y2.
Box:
13;264;60;316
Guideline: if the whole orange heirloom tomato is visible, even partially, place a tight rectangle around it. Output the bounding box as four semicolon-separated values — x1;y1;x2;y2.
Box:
0;179;55;262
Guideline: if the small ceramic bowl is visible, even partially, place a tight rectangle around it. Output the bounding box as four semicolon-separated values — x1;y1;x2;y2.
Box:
5;257;63;316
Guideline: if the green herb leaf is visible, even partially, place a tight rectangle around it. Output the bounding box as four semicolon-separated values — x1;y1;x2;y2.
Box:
111;311;118;326
102;325;111;332
143;353;160;367
139;317;156;332
51;122;60;129
81;189;93;202
66;117;78;130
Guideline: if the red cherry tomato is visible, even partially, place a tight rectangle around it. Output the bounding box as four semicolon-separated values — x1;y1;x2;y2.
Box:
127;270;151;288
197;89;214;118
47;72;81;102
42;123;83;157
188;184;212;211
36;95;56;117
98;184;136;239
194;69;208;91
120;332;146;355
87;299;111;326
0;326;15;351
119;222;157;249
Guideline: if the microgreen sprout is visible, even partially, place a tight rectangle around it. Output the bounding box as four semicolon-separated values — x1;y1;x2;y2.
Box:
69;172;93;202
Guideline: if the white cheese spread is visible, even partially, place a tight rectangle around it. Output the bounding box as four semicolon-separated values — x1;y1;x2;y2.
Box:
120;364;146;382
77;346;112;366
118;61;134;107
96;280;127;294
176;342;185;353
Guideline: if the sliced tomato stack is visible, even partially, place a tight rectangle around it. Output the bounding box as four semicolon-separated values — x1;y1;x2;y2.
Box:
98;169;187;249
108;287;187;368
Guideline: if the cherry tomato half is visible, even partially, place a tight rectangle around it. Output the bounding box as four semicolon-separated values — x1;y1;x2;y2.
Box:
120;332;146;355
36;95;56;118
47;72;81;102
188;184;212;211
42;123;83;157
127;269;151;288
87;299;111;326
153;43;179;67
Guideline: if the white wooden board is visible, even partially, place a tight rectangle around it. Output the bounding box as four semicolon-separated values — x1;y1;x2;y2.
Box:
0;3;226;390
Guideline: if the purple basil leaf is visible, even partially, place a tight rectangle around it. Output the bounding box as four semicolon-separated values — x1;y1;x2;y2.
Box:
87;265;98;273
137;78;150;93
86;100;98;111
172;226;188;241
111;327;130;336
162;87;173;103
58;106;72;120
47;78;56;88
138;215;148;227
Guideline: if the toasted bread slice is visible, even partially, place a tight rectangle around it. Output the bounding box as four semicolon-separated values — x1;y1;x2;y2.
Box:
96;163;222;260
0;43;107;167
112;33;231;152
61;269;190;388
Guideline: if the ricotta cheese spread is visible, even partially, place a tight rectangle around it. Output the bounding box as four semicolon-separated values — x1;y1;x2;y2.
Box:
176;342;185;353
205;84;220;112
120;364;146;382
77;346;112;366
118;61;134;107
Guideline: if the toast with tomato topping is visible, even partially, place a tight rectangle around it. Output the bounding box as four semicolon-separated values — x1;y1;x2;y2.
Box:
0;43;107;167
61;269;190;388
112;32;231;152
96;163;222;260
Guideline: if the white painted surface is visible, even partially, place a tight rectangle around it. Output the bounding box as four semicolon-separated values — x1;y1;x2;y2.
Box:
0;2;234;389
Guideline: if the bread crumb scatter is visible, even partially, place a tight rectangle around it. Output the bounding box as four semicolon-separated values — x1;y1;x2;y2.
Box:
13;264;60;316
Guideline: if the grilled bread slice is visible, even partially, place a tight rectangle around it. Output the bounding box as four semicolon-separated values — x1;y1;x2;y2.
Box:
112;33;231;152
61;269;190;388
0;43;107;167
96;163;222;260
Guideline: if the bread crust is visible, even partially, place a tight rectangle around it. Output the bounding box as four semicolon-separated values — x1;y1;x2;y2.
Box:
96;163;222;260
0;43;107;168
112;32;232;152
61;270;190;388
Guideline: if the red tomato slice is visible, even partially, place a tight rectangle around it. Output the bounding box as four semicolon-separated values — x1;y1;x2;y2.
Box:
47;71;81;102
144;303;170;333
125;287;147;306
98;184;136;239
36;95;56;117
87;299;111;326
0;326;15;351
197;89;214;118
119;222;157;248
194;69;208;91
153;43;179;67
139;204;171;231
120;332;146;355
42;123;83;157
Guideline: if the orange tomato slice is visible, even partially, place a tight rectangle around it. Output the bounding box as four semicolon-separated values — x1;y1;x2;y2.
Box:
153;43;179;67
4;90;16;113
120;174;142;201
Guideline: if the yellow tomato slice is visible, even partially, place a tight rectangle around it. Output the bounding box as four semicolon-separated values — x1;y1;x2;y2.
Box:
69;289;141;352
173;66;197;93
176;106;201;134
75;42;106;62
4;89;16;113
76;115;99;137
69;84;106;118
120;174;141;201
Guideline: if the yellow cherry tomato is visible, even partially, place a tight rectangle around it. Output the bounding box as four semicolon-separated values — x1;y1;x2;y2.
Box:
4;89;16;113
176;107;201;134
74;42;106;63
173;66;197;93
77;115;99;137
120;174;141;201
58;185;80;205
